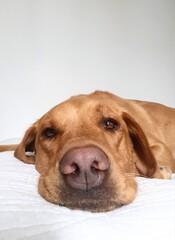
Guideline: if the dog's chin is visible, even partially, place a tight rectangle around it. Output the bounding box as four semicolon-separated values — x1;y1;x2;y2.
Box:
59;189;119;212
39;176;120;212
58;179;122;212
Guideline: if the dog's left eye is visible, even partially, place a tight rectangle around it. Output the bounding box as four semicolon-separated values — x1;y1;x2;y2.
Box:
42;128;58;138
102;118;120;130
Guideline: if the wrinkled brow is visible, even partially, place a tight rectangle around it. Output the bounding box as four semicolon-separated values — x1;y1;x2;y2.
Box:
39;118;61;131
94;104;121;119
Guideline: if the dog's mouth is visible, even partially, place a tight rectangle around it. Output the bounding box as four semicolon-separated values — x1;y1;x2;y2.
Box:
58;173;119;212
39;170;121;212
39;170;137;212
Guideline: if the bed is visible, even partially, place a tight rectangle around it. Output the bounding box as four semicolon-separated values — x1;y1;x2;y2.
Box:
0;139;174;240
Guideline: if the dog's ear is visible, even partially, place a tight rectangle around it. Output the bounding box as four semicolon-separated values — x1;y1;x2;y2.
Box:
14;123;37;164
122;112;157;177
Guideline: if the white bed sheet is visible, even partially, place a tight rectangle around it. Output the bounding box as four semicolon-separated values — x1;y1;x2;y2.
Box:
0;139;175;240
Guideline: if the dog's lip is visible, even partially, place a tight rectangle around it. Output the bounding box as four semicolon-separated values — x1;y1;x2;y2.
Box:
58;170;118;212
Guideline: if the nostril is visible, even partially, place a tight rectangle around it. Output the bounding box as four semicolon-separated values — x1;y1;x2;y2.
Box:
60;163;80;175
91;160;98;169
91;160;109;171
90;161;100;174
72;164;80;176
91;165;98;174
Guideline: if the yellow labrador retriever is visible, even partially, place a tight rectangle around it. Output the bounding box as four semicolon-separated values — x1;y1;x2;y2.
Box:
0;91;175;212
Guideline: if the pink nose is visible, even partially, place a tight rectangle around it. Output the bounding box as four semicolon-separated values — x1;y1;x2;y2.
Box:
59;146;109;191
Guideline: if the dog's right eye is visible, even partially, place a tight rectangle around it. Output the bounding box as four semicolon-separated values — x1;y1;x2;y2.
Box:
102;118;120;131
42;128;58;139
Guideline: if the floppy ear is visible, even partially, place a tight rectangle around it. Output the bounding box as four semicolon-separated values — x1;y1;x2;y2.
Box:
14;123;37;164
122;112;157;177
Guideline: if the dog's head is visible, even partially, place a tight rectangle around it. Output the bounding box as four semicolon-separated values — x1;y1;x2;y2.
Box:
14;91;158;212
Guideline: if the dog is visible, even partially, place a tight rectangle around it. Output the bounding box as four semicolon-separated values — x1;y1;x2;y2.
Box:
0;91;175;212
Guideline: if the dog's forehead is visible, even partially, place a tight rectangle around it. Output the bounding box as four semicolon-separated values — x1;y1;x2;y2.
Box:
43;92;121;122
52;95;116;115
49;94;106;117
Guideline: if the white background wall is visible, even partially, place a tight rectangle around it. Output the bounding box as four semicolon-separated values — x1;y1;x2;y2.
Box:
0;0;174;141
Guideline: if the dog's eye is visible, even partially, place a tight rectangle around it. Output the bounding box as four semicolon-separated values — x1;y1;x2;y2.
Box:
102;118;120;130
42;128;58;138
